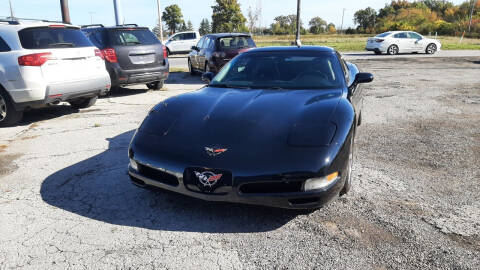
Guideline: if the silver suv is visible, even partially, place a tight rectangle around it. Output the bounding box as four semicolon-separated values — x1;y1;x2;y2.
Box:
0;19;111;127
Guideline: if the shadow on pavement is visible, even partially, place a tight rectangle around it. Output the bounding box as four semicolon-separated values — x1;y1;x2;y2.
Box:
40;130;298;233
19;105;79;126
166;72;205;85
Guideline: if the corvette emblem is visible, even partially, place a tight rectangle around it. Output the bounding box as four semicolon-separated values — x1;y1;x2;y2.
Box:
205;147;228;156
194;171;223;187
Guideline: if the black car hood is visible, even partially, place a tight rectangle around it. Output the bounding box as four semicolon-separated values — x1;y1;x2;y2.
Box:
133;87;345;175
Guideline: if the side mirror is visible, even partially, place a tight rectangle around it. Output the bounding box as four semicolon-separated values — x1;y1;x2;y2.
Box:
354;72;374;84
191;46;198;51
202;72;214;83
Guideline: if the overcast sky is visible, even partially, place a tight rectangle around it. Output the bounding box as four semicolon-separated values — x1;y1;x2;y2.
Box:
1;0;469;31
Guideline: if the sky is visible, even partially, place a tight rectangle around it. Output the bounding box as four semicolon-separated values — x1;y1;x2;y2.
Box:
1;0;469;31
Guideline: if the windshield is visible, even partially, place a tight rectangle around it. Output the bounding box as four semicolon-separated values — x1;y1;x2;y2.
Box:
210;51;344;90
218;36;256;50
376;32;391;38
109;28;160;46
19;27;93;49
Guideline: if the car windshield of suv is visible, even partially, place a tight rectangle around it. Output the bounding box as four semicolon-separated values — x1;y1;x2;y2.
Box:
110;28;160;46
218;36;255;50
210;51;344;90
18;27;93;49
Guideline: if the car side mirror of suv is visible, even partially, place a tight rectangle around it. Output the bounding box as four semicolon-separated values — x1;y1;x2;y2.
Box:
354;73;374;84
202;72;214;83
191;46;198;51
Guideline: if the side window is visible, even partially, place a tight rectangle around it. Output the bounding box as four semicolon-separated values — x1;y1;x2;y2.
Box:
185;33;195;40
204;38;211;49
0;36;11;52
170;34;180;41
408;32;422;39
394;32;408;39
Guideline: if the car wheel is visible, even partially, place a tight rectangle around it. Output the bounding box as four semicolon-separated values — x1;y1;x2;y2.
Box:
339;133;354;196
188;59;196;75
146;81;164;90
69;96;98;109
387;45;399;55
426;43;437;54
0;90;23;127
166;48;171;56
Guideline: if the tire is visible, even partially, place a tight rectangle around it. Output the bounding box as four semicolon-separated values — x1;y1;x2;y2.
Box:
339;132;355;196
166;48;171;57
426;43;437;55
0;89;23;127
387;45;399;55
69;96;98;109
146;81;164;91
188;59;196;75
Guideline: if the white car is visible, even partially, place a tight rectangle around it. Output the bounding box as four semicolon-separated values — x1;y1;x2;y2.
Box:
366;31;441;55
164;31;200;55
0;19;111;127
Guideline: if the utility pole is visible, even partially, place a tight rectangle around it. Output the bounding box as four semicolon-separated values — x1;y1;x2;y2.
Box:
89;12;95;24
8;0;14;19
157;0;164;42
295;0;301;47
340;8;346;34
468;0;475;33
60;0;71;24
113;0;124;26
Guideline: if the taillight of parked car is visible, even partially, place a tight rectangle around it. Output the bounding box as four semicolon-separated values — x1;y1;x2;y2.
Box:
18;52;52;66
101;48;118;63
163;46;168;59
375;39;384;43
94;48;105;60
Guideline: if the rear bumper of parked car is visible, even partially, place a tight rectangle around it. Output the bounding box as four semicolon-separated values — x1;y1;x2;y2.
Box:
107;61;169;87
10;75;111;110
127;163;345;210
365;43;388;53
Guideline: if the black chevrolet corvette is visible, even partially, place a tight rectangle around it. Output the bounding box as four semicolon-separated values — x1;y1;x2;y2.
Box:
128;46;373;209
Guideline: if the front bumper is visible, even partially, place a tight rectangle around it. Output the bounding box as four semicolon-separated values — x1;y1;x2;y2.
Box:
108;61;169;87
127;164;345;209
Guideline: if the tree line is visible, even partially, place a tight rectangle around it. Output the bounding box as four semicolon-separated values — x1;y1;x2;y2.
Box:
155;0;479;37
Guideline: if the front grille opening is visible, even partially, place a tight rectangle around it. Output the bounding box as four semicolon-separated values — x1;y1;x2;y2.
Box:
138;164;179;187
289;197;321;205
240;181;303;194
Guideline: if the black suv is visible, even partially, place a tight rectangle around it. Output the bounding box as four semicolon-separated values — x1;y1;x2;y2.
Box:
81;24;169;91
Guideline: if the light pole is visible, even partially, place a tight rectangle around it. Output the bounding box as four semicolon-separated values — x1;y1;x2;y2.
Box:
340;8;346;34
113;0;124;26
295;0;301;47
157;0;164;42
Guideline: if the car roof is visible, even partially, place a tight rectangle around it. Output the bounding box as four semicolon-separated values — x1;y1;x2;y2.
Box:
245;46;336;53
206;33;251;38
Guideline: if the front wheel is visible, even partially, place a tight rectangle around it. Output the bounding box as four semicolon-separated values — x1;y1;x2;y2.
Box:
387;45;399;55
146;81;164;90
339;133;355;196
0;90;23;127
188;59;196;75
69;96;98;109
426;43;437;54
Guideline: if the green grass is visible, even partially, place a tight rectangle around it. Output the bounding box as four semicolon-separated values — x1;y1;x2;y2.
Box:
253;34;480;51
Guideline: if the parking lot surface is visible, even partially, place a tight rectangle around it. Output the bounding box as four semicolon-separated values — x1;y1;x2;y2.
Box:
0;56;479;269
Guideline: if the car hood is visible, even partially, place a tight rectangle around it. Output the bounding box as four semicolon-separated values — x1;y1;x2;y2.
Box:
132;86;345;175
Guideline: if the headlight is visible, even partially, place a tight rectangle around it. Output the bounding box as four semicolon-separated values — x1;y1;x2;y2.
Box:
130;159;138;171
304;172;339;191
288;123;336;147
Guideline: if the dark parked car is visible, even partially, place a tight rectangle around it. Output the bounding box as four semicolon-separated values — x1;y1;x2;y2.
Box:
128;46;373;209
81;24;169;91
187;33;256;75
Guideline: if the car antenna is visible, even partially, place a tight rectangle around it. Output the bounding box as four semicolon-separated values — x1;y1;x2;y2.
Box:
295;0;302;47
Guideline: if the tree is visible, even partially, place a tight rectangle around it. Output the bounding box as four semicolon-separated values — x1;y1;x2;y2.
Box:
247;5;261;34
327;23;337;34
270;15;303;35
199;18;211;35
162;4;183;34
354;7;378;33
211;0;247;33
309;17;327;34
186;20;194;31
179;21;187;32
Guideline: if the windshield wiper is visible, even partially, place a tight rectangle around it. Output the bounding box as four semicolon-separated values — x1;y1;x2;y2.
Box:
49;42;74;47
209;83;251;89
